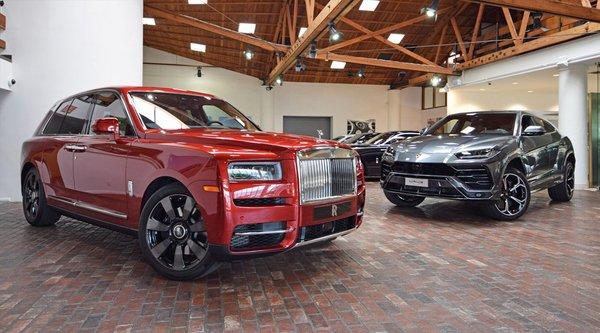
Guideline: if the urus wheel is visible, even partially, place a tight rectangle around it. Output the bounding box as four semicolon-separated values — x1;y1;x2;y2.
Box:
138;183;217;280
21;168;60;227
548;161;575;202
384;190;425;207
484;168;530;221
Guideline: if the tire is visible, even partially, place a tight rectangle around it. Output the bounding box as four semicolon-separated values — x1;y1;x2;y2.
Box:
138;183;218;280
548;161;574;202
21;168;60;227
483;167;531;221
384;190;425;207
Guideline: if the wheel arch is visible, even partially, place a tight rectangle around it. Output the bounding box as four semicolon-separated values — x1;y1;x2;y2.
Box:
505;156;526;175
140;176;184;209
21;162;36;186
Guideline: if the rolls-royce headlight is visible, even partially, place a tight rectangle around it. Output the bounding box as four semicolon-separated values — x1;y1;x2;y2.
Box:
455;147;500;159
228;162;282;181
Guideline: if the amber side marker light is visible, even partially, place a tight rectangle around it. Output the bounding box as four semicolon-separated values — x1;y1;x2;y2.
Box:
203;185;220;192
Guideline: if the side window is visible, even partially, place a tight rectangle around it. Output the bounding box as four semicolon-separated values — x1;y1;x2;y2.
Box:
433;118;459;134
42;99;73;135
58;95;94;135
542;119;556;133
89;92;135;136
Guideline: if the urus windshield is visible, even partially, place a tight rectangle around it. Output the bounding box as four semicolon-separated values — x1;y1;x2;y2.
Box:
428;113;517;135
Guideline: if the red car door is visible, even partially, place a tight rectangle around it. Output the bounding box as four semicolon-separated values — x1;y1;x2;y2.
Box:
72;91;136;225
40;97;93;205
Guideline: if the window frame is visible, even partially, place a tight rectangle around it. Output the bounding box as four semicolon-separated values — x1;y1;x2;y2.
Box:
86;90;138;137
421;86;447;110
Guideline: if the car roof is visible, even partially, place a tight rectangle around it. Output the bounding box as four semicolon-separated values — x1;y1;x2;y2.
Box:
450;110;525;116
59;86;218;102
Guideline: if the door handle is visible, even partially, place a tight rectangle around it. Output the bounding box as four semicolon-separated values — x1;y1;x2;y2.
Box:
64;144;87;152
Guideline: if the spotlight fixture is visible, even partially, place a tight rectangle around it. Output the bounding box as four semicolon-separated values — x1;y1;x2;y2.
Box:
328;22;344;44
430;74;442;87
197;66;202;78
420;0;440;20
357;67;366;78
530;12;549;32
243;48;255;60
295;58;306;72
275;75;284;86
308;41;318;59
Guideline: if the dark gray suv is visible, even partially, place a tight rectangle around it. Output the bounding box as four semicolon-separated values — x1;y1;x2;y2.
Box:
380;111;575;220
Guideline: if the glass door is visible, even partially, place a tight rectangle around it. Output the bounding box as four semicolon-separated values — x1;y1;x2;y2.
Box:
590;64;600;188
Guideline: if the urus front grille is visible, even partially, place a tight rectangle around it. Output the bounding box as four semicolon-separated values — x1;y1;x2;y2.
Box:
298;148;356;203
384;162;493;190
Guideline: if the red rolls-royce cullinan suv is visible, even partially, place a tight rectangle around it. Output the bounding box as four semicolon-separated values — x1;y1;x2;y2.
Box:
21;87;366;280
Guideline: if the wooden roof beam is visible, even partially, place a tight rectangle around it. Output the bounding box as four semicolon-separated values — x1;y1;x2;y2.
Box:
457;22;600;70
266;0;361;85
144;5;289;53
315;53;455;74
464;0;600;23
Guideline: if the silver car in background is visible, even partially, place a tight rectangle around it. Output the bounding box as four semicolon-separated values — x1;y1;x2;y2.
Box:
380;111;575;220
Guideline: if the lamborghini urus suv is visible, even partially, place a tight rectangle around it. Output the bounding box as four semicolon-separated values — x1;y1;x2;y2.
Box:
380;111;575;220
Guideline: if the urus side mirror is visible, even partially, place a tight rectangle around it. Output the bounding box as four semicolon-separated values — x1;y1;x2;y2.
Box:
522;125;545;136
92;117;120;137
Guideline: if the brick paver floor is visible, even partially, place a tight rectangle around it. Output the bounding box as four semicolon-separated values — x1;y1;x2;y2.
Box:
0;183;599;332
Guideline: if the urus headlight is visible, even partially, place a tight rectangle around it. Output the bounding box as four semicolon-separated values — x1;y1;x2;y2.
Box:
455;147;501;159
228;162;282;181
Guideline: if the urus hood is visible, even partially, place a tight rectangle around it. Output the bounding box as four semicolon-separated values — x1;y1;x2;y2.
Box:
397;134;514;154
144;129;341;156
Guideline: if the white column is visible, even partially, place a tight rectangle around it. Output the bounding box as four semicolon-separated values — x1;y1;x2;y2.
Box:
387;90;401;130
260;89;275;132
0;0;143;200
558;64;589;189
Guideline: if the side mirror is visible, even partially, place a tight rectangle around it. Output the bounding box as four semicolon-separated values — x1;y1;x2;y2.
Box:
522;125;545;136
92;117;120;137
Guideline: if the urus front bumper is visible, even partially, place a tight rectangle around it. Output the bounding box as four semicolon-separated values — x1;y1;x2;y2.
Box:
380;160;502;200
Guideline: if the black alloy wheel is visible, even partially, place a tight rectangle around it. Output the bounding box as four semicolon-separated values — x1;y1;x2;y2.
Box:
21;168;60;226
139;183;217;280
484;168;530;221
548;161;575;202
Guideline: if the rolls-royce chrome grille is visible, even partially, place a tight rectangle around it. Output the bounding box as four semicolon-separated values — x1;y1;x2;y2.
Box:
297;148;357;204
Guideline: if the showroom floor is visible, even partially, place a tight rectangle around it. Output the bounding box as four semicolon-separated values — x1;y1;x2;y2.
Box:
0;183;598;333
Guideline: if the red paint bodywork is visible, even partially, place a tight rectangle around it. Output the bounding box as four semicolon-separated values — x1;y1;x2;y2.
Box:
21;87;366;256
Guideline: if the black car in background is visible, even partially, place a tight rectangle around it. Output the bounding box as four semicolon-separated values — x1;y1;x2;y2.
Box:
380;111;575;220
353;131;419;179
344;132;379;145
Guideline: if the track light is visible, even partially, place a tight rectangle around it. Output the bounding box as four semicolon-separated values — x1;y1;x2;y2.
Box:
357;67;366;78
275;75;284;86
420;0;440;20
295;58;306;72
328;22;344;44
431;74;442;87
197;66;202;78
530;12;549;32
308;41;318;58
243;48;255;60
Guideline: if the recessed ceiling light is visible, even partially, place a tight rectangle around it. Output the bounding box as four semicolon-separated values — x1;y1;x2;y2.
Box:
387;33;405;44
238;23;256;34
553;74;559;77
298;27;308;37
512;82;519;85
190;43;206;52
528;90;534;93
142;17;156;25
359;0;380;11
188;0;208;4
479;88;486;91
330;61;346;69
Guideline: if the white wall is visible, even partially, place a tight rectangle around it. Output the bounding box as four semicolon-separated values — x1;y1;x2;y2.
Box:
0;0;143;201
448;89;559;114
144;47;396;136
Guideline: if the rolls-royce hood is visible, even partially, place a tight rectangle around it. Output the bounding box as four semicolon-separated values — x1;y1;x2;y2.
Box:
398;135;514;155
145;128;342;153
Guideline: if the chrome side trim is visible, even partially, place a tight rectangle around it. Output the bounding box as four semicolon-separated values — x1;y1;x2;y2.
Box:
234;227;294;236
292;227;357;249
48;195;127;219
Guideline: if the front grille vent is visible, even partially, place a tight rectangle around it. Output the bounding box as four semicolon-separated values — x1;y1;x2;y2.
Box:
234;198;285;207
298;148;356;204
297;217;356;242
231;222;285;250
